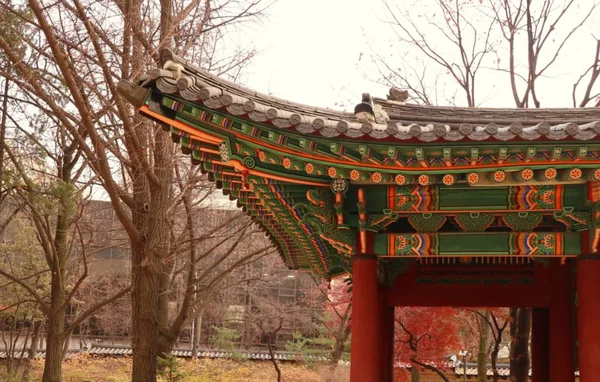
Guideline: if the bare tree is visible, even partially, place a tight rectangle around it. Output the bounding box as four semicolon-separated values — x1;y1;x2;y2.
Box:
0;1;266;380
376;0;599;108
476;310;491;382
489;0;599;108
467;308;510;382
379;0;499;106
243;276;314;382
156;191;276;357
0;119;131;381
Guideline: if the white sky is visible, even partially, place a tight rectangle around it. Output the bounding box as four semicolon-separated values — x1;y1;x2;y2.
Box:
240;0;388;109
237;0;599;109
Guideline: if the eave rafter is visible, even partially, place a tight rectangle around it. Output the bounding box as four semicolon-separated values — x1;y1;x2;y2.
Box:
150;92;600;189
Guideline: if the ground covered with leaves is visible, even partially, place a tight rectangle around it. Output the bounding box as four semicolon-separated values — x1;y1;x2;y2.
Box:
3;354;350;381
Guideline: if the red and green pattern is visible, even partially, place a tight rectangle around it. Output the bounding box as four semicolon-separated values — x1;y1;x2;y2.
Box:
389;234;440;256
509;233;563;256
387;185;440;211
507;185;564;210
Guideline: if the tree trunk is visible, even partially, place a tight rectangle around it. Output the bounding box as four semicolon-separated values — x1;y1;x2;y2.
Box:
267;334;282;382
29;320;42;359
509;308;531;382
22;321;41;381
477;310;491;382
42;279;66;382
157;328;175;361
410;365;420;382
491;339;501;382
410;357;450;382
130;120;172;380
329;325;350;371
131;244;160;382
42;186;71;382
192;312;203;358
158;260;173;357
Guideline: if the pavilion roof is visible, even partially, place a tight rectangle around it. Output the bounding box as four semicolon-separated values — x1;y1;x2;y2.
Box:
119;49;599;277
143;49;600;143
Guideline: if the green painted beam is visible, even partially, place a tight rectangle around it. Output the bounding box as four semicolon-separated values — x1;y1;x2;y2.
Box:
373;232;582;256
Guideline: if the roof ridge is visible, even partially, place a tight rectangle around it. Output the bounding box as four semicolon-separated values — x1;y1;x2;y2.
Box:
126;49;600;142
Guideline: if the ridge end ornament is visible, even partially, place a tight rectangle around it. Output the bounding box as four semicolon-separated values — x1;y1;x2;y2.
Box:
354;93;389;124
162;60;184;79
387;87;409;102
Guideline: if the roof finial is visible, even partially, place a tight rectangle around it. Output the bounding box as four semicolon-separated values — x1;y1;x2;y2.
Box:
354;93;389;124
354;93;375;123
163;60;184;80
388;87;409;102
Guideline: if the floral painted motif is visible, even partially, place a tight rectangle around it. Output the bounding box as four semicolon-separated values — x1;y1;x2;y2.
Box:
395;174;406;185
350;169;360;180
305;163;314;174
327;167;337;178
372;172;382;183
520;169;534;181
442;174;455;186
282;158;292;169
493;170;506;183
218;142;229;162
418;174;430;186
544;168;557;180
569;168;582;180
258;151;266;162
467;172;479;185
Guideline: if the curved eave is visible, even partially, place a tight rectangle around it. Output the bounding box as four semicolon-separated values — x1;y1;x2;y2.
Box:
136;88;600;188
143;117;334;277
144;48;600;143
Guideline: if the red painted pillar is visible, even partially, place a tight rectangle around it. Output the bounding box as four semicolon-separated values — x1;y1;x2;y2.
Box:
549;259;575;382
576;256;600;381
351;255;382;382
531;308;550;382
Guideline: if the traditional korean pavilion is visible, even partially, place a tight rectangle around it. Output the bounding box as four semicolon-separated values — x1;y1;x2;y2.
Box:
119;49;600;382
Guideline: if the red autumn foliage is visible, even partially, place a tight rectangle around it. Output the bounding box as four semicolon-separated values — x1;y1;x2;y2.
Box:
394;307;462;382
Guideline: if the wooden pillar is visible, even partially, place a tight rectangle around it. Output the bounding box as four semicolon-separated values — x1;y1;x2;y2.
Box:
350;255;382;382
576;256;600;381
549;259;575;382
531;308;549;382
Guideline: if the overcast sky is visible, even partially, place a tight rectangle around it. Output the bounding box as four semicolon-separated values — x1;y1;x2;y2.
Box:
237;0;599;110
240;0;388;110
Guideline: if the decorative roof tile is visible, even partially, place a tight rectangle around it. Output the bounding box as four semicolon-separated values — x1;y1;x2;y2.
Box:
140;49;600;143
